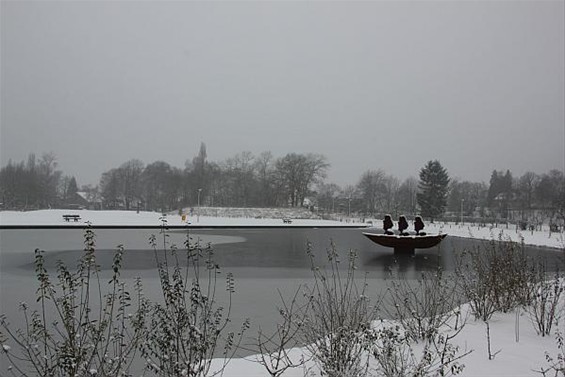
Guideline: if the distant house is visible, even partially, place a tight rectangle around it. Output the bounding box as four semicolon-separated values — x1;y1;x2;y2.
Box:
71;191;102;210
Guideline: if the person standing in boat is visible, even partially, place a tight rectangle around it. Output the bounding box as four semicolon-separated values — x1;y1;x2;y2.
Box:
383;214;394;235
398;215;409;236
414;216;426;235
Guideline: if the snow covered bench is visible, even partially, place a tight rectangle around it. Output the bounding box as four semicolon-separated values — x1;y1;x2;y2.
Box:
62;214;81;222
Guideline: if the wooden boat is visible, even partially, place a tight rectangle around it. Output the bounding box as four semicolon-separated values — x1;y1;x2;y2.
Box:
362;232;447;254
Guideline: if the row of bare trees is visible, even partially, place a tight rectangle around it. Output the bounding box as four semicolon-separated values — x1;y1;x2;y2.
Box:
0;153;77;209
97;144;329;212
1;148;563;227
449;169;565;223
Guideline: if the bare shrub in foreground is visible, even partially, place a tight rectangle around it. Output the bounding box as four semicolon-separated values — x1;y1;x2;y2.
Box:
457;235;539;321
537;326;565;376
300;241;377;377
384;268;463;342
0;225;146;376
370;322;469;377
139;220;249;377
250;288;308;377
529;273;563;337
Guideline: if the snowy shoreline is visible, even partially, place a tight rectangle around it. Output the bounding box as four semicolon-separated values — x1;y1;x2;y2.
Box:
0;209;366;228
1;209;563;249
423;221;565;250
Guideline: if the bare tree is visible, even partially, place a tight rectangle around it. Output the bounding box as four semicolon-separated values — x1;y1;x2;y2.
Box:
254;151;276;207
382;174;400;215
340;184;358;215
225;151;256;207
448;180;488;219
118;159;144;210
397;177;419;216
535;170;565;227
516;172;540;220
36;153;62;208
142;161;182;212
356;170;400;217
275;153;329;207
316;182;341;213
100;169;120;209
357;169;387;216
0;153;63;209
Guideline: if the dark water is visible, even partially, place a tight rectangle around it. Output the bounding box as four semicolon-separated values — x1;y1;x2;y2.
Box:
1;227;561;277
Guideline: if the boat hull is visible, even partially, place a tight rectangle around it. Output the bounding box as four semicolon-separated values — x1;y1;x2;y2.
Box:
362;232;447;254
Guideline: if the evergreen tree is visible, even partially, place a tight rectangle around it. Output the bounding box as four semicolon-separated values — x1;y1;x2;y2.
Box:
487;169;514;218
487;170;500;206
417;160;450;221
68;177;78;196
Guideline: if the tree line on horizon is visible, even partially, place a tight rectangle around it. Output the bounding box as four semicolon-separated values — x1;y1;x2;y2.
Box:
0;145;564;225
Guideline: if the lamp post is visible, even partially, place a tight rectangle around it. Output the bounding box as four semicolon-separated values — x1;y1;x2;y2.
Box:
197;188;202;223
460;199;464;226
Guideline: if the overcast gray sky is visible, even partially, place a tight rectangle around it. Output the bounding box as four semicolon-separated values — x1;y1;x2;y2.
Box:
1;0;564;187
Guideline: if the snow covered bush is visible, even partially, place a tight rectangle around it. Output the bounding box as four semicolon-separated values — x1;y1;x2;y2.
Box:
0;225;147;376
138;219;249;377
251;287;308;377
384;268;462;342
457;236;539;321
369;322;469;377
538;326;565;376
300;242;377;377
529;274;564;337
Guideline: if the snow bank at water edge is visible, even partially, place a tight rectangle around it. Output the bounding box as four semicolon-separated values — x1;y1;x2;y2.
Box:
0;209;367;227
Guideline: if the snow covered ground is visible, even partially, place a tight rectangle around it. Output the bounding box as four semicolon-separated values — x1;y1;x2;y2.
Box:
0;209;366;227
421;221;564;250
1;209;564;376
212;302;565;377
